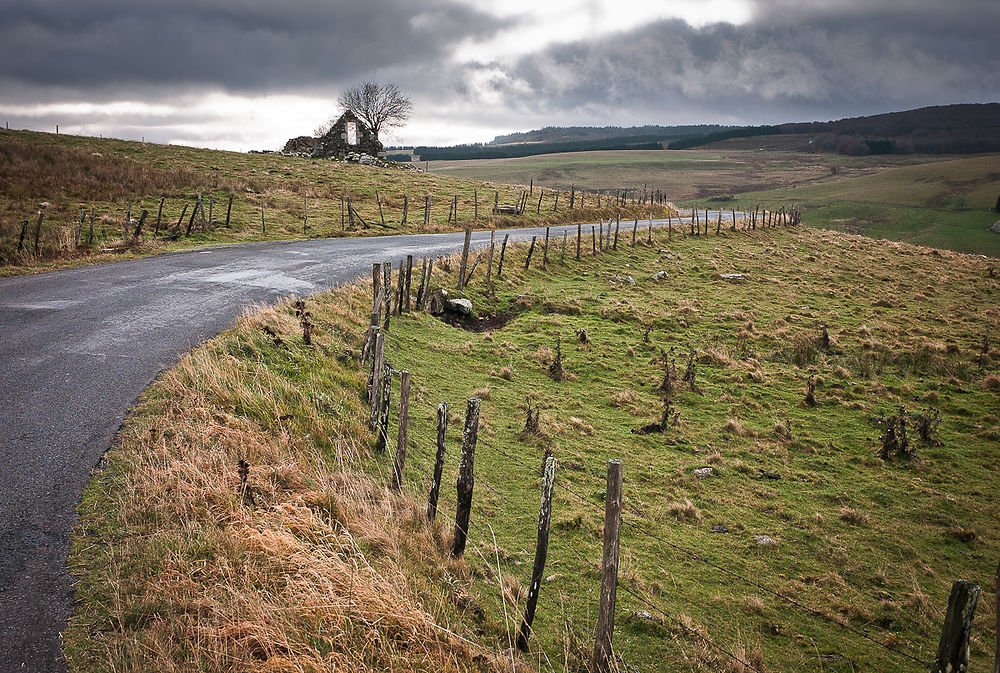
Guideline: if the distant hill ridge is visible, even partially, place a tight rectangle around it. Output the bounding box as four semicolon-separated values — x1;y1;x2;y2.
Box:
415;104;1000;160
670;103;1000;154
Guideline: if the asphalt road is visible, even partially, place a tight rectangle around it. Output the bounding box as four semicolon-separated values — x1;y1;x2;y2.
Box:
0;213;722;671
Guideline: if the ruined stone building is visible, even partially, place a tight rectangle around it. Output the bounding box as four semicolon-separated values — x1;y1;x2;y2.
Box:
282;110;383;158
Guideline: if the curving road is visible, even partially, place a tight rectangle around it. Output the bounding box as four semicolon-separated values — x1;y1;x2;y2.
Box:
0;212;726;672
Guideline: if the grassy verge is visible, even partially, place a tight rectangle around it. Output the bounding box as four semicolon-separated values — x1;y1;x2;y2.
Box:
0;129;670;276
69;225;1000;672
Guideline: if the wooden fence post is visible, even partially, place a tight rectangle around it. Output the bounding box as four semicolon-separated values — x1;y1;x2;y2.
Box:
930;580;981;673
427;402;449;520
576;223;582;260
369;330;385;425
498;234;509;278
494;190;499;215
382;262;392;330
486;230;495;287
543;227;550;267
402;194;409;226
598;221;603;253
517;455;556;651
458;227;472;291
570;185;575;209
632;219;637;246
394;258;405;315
553;191;559;212
613;221;619;250
561;230;567;263
376;190;386;228
154;197;165;236
375;365;393;453
424;195;431;231
537;190;543;214
17;220;28;253
391;371;410;491
132;210;149;239
525;236;537;269
88;208;95;244
404;255;414;312
452;398;481;557
591;226;596;255
592;459;623;673
75;209;85;247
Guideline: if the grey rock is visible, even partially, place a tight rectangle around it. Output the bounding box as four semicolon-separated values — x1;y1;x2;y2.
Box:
445;298;473;315
693;467;714;479
711;524;729;533
650;270;669;281
754;535;778;546
631;610;655;623
990;221;1000;234
718;273;746;280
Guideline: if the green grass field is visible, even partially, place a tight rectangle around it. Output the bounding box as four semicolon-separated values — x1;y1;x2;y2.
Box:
68;224;1000;672
431;148;1000;257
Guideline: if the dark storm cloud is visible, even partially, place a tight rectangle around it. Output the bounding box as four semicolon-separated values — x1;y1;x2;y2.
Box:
495;1;1000;124
0;0;505;94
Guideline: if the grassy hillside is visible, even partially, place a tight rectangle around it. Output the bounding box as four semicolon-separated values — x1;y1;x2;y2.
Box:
698;155;1000;256
68;224;1000;672
0;129;670;275
431;148;1000;256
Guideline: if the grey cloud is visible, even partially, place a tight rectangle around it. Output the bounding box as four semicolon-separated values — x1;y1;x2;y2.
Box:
493;2;999;125
0;0;507;94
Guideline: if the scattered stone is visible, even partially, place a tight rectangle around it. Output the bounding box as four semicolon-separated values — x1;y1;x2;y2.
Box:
758;470;781;480
754;535;778;546
693;467;714;479
650;270;669;281
610;274;635;286
39;201;51;208
445;298;473;315
711;524;730;533
714;273;747;281
630;610;655;623
545;573;562;583
990;221;1000;234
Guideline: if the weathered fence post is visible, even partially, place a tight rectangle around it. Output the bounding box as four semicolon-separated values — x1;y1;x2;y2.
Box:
537;190;543;214
613;221;619;250
154;197;165;236
576;223;582;260
561;230;567;263
485;230;495;288
517;455;556;651
498;234;509;278
592;459;623;673
930;580;981;673
570;185;575;209
382;262;392;330
132;210;149;239
75;209;85;247
376;189;386;228
424;195;431;231
391;371;410;491
591;226;596;255
404;255;414;312
369;330;385;425
458;227;472;291
394;258;405;315
88;208;95;244
631;219;637;246
525;236;537;269
543;227;550;267
402;194;409;226
16;219;28;253
375;365;393;453
427;402;448;521
553;191;559;212
452;398;481;557
598;221;603;254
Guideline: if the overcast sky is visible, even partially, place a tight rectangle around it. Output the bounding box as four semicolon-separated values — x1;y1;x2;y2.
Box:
1;0;997;151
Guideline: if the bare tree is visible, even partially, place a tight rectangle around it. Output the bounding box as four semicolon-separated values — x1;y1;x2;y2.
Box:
335;81;412;142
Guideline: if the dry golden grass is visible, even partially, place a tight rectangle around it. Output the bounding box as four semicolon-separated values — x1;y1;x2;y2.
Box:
67;290;516;673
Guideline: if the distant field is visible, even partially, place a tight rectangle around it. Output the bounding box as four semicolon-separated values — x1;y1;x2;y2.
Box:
429;149;944;200
695;155;1000;257
432;149;1000;256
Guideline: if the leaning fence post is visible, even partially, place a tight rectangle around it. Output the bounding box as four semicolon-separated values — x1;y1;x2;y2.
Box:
375;365;393;453
382;262;392;330
32;211;44;257
452;397;481;557
498;234;509;278
427;402;449;521
517;455;557;651
391;371;411;491
543;227;550;267
525;236;537;269
458;227;472;290
485;230;495;288
17;220;28;253
404;255;414;312
592;459;623;673
930;580;981;673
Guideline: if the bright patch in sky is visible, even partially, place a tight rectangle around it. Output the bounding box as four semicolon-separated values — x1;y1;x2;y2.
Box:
454;0;753;61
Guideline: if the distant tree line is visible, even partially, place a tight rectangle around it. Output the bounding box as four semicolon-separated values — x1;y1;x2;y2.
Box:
415;137;665;161
667;126;782;149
